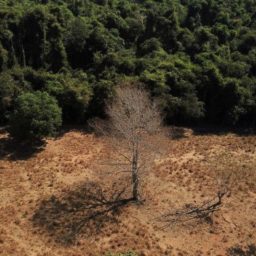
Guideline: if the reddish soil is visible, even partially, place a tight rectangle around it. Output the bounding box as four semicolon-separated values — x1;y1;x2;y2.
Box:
0;128;255;256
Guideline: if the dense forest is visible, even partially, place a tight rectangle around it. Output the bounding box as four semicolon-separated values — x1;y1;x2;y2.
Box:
1;0;256;130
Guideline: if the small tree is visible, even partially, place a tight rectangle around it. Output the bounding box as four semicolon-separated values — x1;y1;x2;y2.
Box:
92;83;163;202
9;91;62;141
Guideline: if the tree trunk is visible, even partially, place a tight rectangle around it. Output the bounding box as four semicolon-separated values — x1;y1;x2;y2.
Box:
41;20;47;68
20;38;26;67
10;38;17;66
132;142;139;201
21;44;26;67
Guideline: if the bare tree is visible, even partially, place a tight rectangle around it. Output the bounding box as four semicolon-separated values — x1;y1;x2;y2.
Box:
91;82;164;202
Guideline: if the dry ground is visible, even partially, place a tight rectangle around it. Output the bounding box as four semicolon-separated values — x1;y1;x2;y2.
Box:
0;127;256;256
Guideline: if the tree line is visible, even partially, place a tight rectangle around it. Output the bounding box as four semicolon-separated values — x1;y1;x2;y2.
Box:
1;0;256;137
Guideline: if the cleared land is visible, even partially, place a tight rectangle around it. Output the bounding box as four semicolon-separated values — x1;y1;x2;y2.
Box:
0;128;255;256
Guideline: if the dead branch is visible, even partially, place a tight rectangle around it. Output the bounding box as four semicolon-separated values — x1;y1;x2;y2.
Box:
158;191;226;229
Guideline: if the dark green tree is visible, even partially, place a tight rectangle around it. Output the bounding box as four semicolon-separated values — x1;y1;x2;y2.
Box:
9;91;62;140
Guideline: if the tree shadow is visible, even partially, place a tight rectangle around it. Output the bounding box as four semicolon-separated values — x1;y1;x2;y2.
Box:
0;135;46;161
228;244;256;256
191;125;256;136
54;124;95;138
168;126;187;140
32;182;133;245
0;124;94;161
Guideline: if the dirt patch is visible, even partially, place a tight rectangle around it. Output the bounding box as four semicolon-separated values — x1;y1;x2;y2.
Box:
0;129;255;256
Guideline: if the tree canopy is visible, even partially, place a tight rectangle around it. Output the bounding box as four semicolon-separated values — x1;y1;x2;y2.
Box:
1;0;256;128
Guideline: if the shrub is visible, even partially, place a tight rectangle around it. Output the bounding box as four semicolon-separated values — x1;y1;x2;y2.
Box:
9;91;62;140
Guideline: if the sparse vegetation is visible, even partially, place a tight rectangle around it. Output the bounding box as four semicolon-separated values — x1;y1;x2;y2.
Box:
1;129;255;256
206;150;256;194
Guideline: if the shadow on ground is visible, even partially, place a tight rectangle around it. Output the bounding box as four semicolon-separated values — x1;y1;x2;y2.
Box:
0;125;93;161
191;125;256;136
0;135;46;161
169;127;187;140
32;182;132;245
55;124;93;138
228;244;256;256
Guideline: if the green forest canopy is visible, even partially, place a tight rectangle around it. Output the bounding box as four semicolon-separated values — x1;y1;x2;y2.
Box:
0;0;256;127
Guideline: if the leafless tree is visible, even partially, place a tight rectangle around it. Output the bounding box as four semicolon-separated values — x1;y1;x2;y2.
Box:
91;82;164;202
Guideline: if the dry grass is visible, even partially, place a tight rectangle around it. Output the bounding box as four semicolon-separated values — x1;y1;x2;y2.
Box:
205;149;256;194
0;128;255;256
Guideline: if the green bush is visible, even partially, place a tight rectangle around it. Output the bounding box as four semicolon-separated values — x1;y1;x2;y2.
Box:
9;91;62;140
